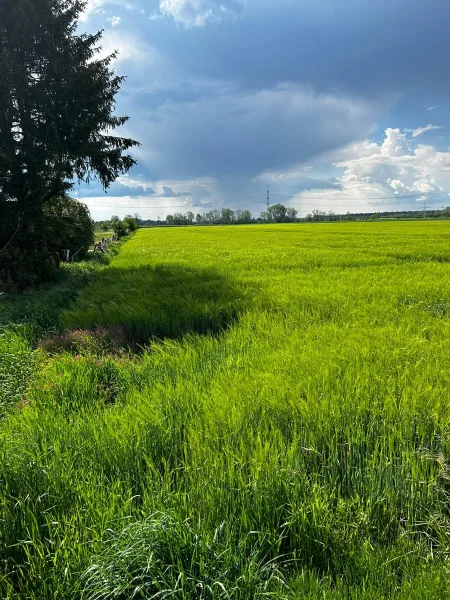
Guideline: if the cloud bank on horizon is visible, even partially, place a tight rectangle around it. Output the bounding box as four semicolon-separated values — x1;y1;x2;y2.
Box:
76;0;450;219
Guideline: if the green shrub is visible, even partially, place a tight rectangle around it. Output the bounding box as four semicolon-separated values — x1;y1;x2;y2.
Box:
44;196;95;259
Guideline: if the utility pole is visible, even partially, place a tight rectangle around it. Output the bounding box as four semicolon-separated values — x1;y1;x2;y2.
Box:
267;186;270;219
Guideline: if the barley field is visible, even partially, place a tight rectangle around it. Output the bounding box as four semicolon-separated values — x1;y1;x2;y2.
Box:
1;222;450;598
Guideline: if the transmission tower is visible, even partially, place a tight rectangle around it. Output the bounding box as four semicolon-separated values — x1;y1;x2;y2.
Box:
267;186;270;212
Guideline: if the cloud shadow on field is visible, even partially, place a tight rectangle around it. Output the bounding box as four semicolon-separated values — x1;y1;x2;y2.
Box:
61;264;255;348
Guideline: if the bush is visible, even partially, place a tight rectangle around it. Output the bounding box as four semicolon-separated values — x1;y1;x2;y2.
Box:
44;196;95;259
123;216;138;232
0;197;95;289
111;220;128;238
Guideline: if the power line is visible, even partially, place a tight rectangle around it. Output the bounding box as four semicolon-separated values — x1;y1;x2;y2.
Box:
232;194;266;203
87;199;448;211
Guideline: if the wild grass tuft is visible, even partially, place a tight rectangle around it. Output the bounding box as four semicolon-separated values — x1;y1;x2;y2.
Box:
82;513;288;599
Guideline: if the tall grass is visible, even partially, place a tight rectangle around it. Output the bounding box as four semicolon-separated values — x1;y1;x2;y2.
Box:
1;222;450;598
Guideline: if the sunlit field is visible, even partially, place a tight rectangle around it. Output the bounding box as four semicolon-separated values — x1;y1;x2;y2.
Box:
94;230;113;241
1;222;450;599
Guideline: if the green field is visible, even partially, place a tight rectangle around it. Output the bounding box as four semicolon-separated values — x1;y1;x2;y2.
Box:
95;231;114;241
1;222;450;598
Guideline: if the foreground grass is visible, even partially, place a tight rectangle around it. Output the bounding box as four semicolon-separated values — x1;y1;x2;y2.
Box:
0;241;124;416
1;222;450;598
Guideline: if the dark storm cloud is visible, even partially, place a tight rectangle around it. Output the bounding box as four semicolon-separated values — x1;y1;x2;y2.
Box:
76;0;450;219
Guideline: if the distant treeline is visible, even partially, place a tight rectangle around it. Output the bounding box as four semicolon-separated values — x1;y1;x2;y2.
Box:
95;214;140;234
304;207;450;221
95;205;450;230
165;205;298;225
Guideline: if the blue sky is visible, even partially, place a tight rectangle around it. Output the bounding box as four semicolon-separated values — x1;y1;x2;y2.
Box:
75;0;450;219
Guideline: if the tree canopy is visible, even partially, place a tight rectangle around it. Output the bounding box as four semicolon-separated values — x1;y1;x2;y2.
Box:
0;0;139;287
267;204;287;223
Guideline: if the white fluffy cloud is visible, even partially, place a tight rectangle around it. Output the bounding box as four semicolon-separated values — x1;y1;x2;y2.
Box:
285;128;450;214
95;30;156;62
116;176;156;193
79;0;104;22
88;176;222;219
159;0;246;27
79;0;134;23
115;177;193;197
107;15;122;26
407;124;442;138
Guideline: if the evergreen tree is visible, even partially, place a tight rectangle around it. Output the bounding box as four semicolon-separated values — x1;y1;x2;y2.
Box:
0;0;139;287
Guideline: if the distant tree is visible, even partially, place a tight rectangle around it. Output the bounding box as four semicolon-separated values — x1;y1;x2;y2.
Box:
203;209;221;224
268;204;287;223
95;220;112;232
123;216;139;232
186;211;195;225
172;212;187;225
235;209;252;224
260;211;269;222
0;0;139;287
166;215;174;226
211;209;221;223
111;219;127;238
196;213;204;225
221;208;235;224
286;207;298;222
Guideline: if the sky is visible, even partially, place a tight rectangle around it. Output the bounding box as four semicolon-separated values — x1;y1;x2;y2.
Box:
75;0;450;220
